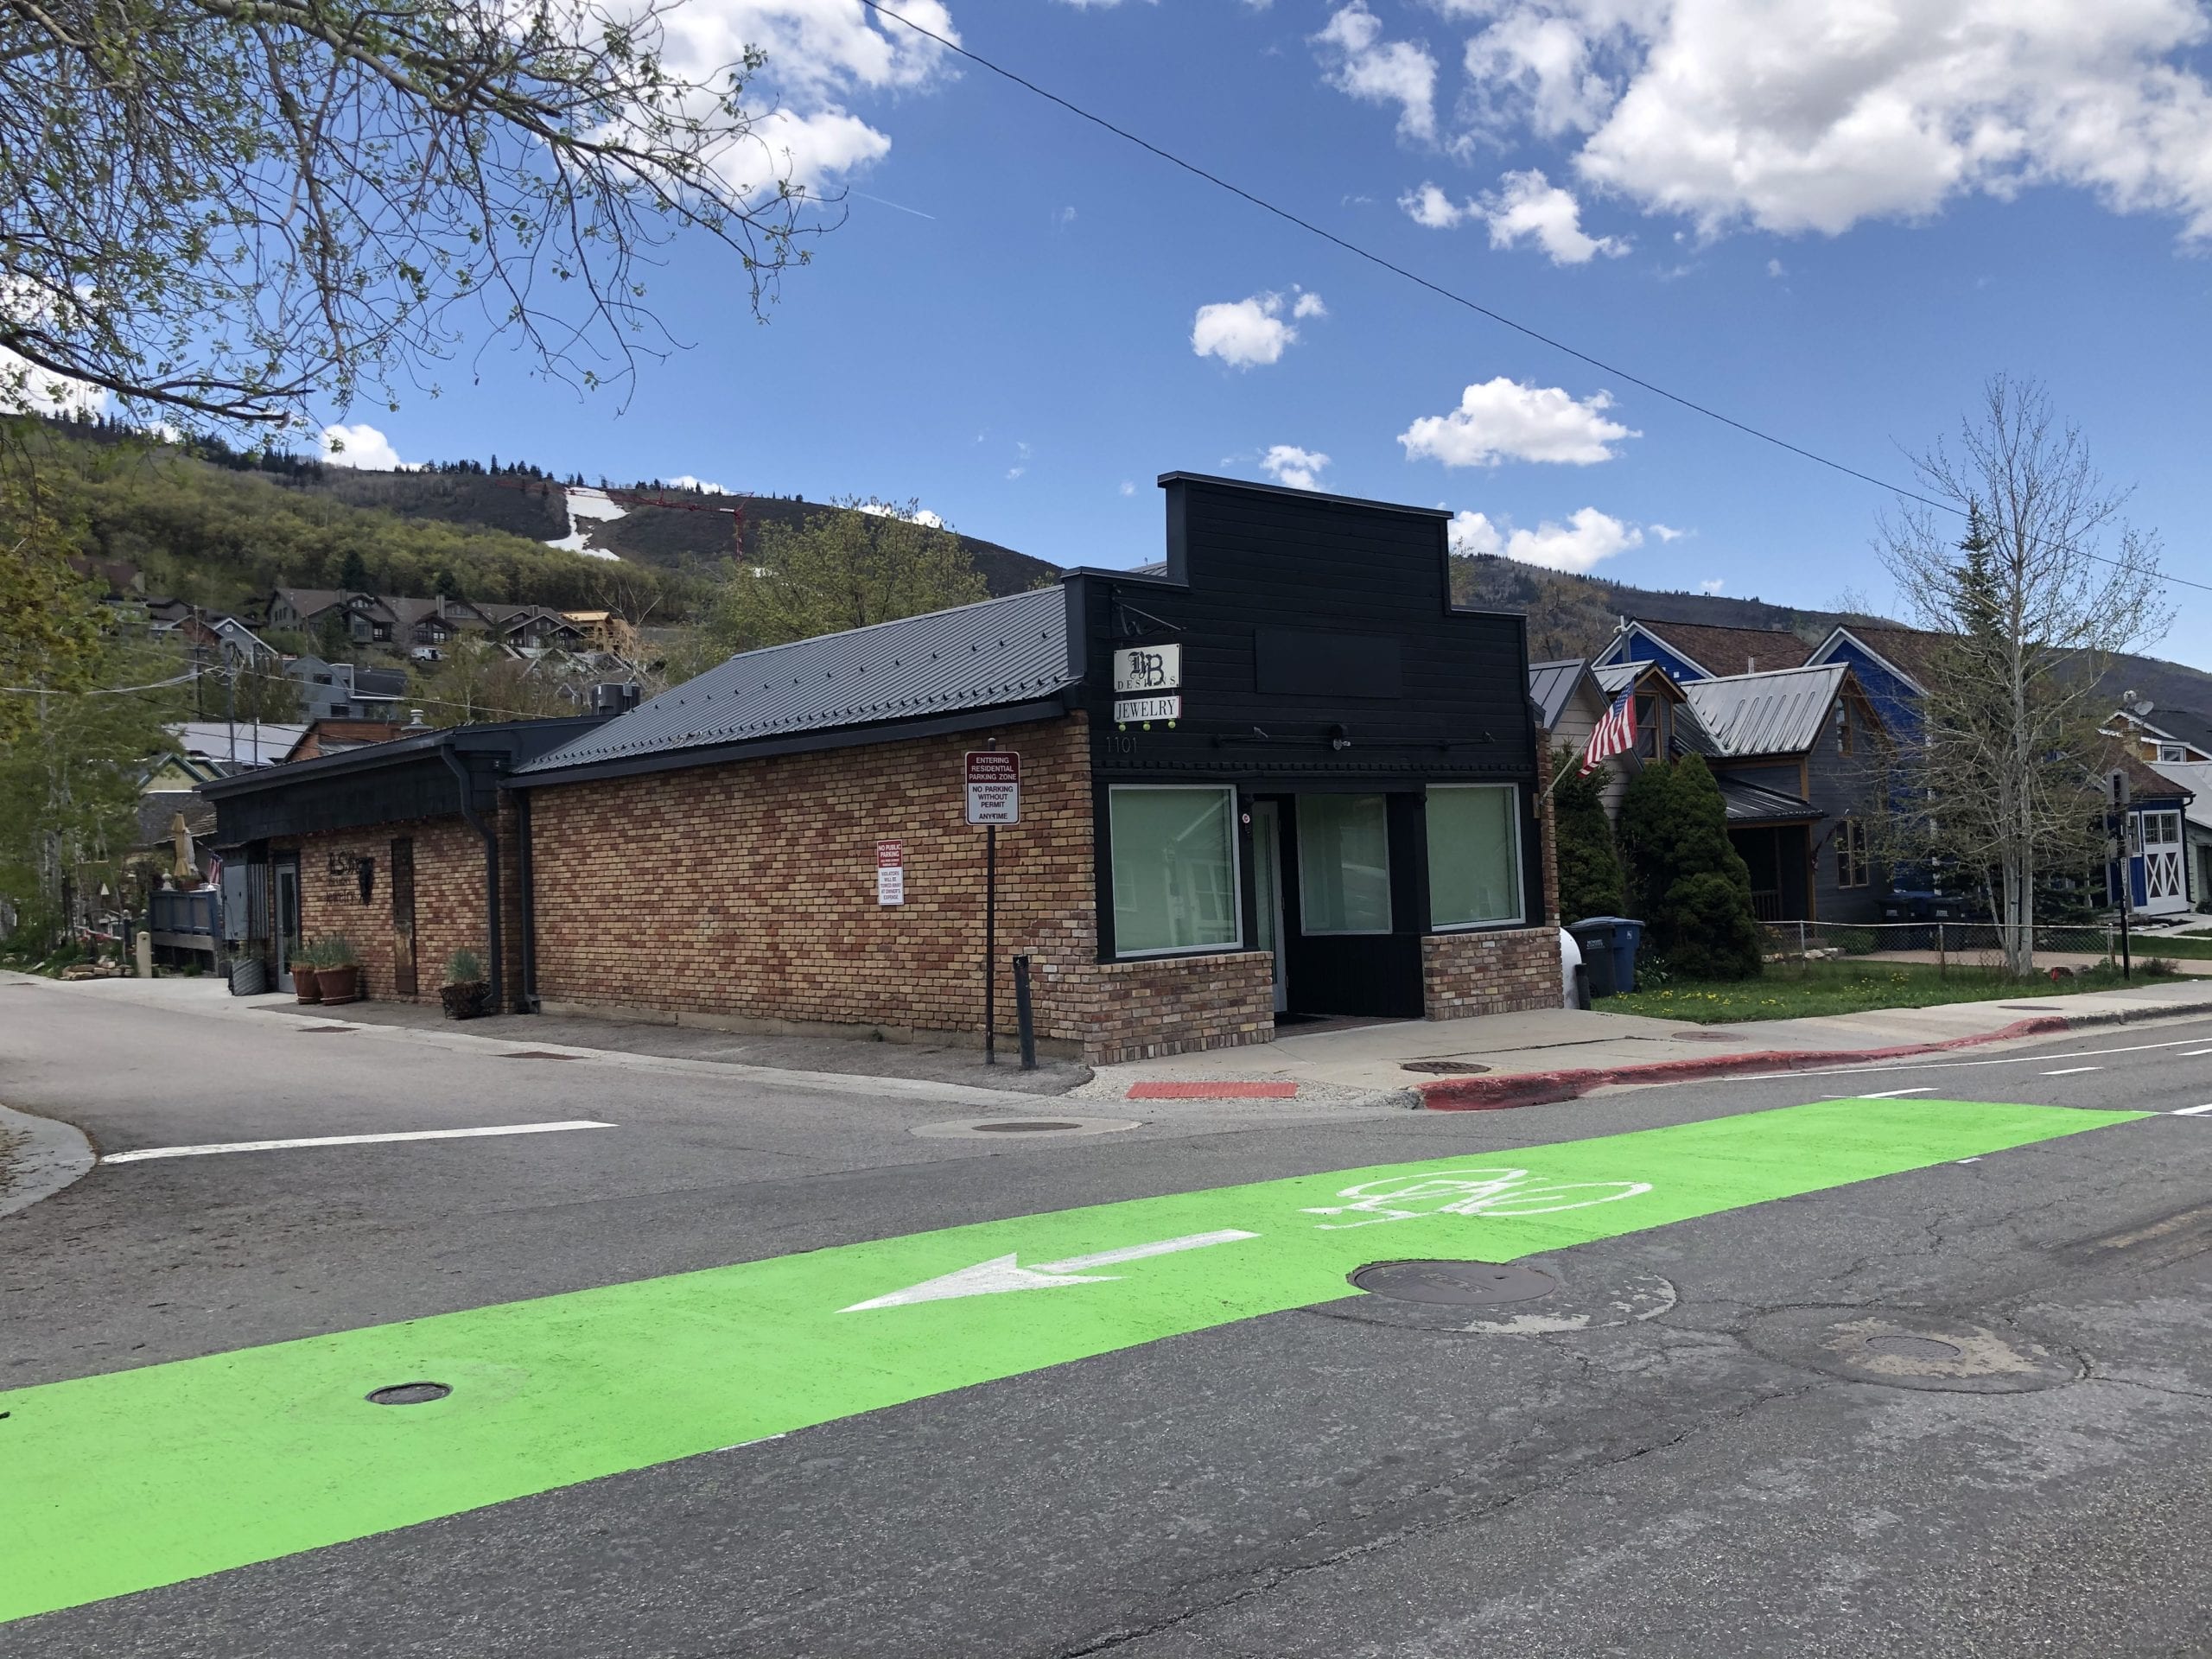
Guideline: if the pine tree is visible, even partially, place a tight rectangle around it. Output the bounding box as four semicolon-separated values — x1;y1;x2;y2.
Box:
338;549;371;592
1618;755;1764;980
1550;746;1625;924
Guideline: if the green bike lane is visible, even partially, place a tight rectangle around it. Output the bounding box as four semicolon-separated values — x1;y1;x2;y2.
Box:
0;1096;2142;1624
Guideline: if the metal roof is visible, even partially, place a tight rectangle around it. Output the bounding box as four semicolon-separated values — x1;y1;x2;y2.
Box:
1715;776;1821;823
519;587;1076;777
1527;658;1593;731
1592;660;1640;695
1681;664;1847;757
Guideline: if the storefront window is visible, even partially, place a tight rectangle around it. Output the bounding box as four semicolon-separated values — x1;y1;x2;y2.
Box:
1300;794;1392;934
1109;786;1240;957
1427;785;1522;928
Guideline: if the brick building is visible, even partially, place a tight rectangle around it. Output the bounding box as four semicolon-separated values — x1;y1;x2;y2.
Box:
209;474;1559;1062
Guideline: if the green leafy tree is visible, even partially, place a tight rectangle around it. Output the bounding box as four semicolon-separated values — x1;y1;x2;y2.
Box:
708;499;989;652
0;0;839;432
0;634;186;940
1618;755;1764;980
1550;745;1625;924
0;486;110;744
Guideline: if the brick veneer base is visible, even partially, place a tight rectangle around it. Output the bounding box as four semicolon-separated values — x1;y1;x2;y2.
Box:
284;813;517;1006
1421;926;1562;1020
1039;949;1276;1065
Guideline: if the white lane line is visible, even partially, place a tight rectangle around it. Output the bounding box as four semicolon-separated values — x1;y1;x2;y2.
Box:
2040;1066;2102;1077
1849;1087;1935;1099
102;1121;616;1164
1740;1036;2212;1084
2184;1049;2212;1058
2171;1104;2212;1117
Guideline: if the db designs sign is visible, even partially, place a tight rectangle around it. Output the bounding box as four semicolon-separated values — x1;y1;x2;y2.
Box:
1112;645;1181;727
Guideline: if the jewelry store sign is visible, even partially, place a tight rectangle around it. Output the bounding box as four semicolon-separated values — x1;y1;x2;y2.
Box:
1112;645;1181;727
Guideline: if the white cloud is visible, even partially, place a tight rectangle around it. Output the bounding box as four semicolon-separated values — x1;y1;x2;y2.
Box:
319;422;408;470
1191;290;1325;368
1697;577;1726;593
1119;480;1137;496
1259;445;1332;490
1452;0;2212;241
0;350;107;419
1400;181;1477;227
1766;257;1786;277
1313;3;1440;143
1481;169;1628;263
1448;504;1643;573
1400;378;1637;467
648;0;960;199
1649;523;1688;541
667;474;731;494
857;499;947;526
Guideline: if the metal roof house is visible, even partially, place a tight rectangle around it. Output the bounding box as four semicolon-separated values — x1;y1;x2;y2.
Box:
204;474;1562;1062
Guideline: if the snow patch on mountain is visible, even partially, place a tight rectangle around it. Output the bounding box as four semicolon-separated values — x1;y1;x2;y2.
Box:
547;486;627;558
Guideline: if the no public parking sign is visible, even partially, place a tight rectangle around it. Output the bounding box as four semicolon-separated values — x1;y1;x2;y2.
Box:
964;751;1020;824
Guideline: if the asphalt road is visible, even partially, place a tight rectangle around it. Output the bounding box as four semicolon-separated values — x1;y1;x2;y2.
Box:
6;976;2212;1656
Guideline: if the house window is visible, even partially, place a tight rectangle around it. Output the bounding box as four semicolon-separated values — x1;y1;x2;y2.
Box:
1834;700;1853;753
1835;819;1871;889
2158;744;2187;763
1427;785;1522;929
372;623;391;642
1635;695;1658;757
328;702;350;717
1299;794;1392;934
1109;786;1240;957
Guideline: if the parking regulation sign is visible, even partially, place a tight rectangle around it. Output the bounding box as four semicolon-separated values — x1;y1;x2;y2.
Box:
964;751;1020;824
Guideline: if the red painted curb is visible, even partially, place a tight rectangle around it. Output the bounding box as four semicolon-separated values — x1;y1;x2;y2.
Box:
1416;1015;2075;1111
1128;1080;1300;1100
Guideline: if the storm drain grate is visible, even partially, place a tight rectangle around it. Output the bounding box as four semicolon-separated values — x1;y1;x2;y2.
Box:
295;1025;357;1034
365;1382;451;1407
1402;1060;1491;1076
500;1051;579;1060
1351;1261;1560;1307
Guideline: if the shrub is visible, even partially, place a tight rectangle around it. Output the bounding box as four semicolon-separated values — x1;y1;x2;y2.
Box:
446;948;484;985
1550;744;1625;924
1618;755;1764;982
308;936;359;969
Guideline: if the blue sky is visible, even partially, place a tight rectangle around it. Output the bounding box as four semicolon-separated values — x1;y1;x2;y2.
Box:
327;0;2212;669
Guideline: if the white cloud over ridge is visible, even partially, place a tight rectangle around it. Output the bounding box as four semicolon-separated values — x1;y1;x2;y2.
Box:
320;422;408;470
1449;505;1642;573
1260;445;1331;490
1400;378;1637;467
1482;169;1627;263
1313;3;1439;143
1439;0;2212;240
1191;289;1325;368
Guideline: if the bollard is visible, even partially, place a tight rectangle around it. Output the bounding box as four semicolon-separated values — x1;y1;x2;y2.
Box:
1014;954;1037;1071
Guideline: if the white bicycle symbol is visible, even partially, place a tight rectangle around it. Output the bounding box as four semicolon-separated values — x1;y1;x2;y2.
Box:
1301;1167;1653;1230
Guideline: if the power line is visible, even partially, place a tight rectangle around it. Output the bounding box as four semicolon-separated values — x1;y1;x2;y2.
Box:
855;0;2212;600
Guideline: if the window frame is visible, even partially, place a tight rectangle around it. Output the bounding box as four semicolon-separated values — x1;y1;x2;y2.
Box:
1835;818;1871;889
1105;783;1244;961
1425;783;1526;931
1295;792;1395;937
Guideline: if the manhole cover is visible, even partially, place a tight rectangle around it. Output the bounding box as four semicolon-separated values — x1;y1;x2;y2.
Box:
500;1051;578;1060
971;1121;1082;1134
1743;1307;2084;1393
1864;1334;1963;1360
1402;1060;1492;1075
365;1382;451;1407
1350;1261;1560;1307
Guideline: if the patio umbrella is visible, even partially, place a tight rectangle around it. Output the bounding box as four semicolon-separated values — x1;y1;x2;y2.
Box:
170;811;195;882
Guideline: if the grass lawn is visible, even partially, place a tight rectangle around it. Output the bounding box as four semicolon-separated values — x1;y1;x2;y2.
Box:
2136;931;2212;960
1597;958;2176;1024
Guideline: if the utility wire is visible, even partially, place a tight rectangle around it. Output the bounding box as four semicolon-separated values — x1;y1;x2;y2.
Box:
855;0;2212;599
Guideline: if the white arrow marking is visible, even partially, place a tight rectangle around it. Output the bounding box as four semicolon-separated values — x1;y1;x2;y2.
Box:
839;1229;1260;1312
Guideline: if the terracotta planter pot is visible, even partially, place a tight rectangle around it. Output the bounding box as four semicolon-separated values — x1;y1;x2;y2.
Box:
291;964;321;1004
318;964;361;1005
442;981;490;1020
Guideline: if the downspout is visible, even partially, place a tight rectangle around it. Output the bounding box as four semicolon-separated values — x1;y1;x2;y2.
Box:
513;785;538;1013
441;742;503;1012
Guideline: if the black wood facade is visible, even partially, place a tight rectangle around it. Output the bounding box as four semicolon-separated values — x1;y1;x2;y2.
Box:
1072;474;1541;1016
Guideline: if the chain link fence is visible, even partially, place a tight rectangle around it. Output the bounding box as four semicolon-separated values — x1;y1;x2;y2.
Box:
1759;920;2130;976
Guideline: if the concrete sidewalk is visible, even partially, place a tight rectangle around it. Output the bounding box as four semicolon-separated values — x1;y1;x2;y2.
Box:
1073;976;2212;1109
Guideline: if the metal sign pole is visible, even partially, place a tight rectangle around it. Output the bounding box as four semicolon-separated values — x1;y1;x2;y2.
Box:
984;823;997;1065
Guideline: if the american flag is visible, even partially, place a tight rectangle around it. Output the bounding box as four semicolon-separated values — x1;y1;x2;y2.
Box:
1580;690;1637;776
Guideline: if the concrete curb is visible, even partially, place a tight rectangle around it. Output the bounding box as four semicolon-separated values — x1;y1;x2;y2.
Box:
1416;1002;2207;1111
0;1102;95;1217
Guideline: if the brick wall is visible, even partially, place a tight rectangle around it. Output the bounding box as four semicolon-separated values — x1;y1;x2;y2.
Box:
525;712;1278;1065
286;814;511;1004
1421;926;1562;1020
1038;949;1275;1065
1535;739;1562;929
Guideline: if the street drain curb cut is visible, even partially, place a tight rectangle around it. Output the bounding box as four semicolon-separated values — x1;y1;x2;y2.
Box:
910;1116;1141;1141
